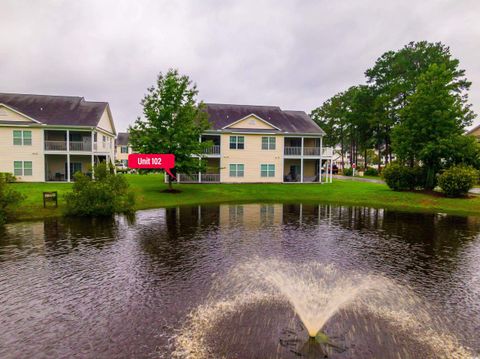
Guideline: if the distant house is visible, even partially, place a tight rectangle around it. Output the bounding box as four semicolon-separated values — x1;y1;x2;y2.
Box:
175;103;334;183
467;124;480;139
114;132;132;167
0;93;116;182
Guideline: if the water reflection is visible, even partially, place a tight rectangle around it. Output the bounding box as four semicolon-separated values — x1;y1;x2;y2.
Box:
0;204;479;358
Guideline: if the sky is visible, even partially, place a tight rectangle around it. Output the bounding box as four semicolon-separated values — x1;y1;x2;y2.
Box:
1;0;479;132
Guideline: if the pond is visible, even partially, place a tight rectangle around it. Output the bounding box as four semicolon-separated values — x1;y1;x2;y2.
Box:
0;204;479;358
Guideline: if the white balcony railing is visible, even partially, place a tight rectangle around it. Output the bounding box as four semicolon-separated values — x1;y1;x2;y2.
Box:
45;141;67;151
322;147;333;157
284;147;302;156
303;147;321;156
177;173;199;182
201;174;220;182
45;141;92;151
284;146;333;157
203;145;220;155
69;141;92;151
177;173;220;183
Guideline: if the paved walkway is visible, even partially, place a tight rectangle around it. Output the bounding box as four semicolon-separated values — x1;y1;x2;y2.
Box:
334;175;480;194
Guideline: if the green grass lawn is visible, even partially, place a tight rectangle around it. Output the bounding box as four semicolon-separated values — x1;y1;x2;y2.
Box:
8;173;480;221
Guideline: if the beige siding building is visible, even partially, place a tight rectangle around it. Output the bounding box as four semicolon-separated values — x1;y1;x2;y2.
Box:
176;103;333;184
0;93;116;182
467;124;480;139
114;132;133;167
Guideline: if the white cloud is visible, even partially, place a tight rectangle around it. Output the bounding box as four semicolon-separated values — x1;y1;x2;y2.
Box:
1;0;479;131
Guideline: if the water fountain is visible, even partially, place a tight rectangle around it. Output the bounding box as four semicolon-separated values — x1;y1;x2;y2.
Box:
173;258;474;358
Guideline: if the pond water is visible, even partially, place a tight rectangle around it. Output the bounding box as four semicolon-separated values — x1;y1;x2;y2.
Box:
0;204;479;358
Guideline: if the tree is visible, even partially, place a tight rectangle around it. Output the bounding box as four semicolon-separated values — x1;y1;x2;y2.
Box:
392;63;475;189
65;163;135;216
129;69;212;190
366;41;471;166
311;86;375;170
0;174;25;224
311;92;349;170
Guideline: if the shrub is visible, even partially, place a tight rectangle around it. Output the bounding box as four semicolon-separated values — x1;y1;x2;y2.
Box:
382;163;417;191
364;167;379;176
0;177;24;224
0;172;17;183
343;168;353;176
65;163;135;216
438;165;479;197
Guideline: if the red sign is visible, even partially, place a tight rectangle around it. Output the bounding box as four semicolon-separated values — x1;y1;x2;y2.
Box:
128;154;176;179
352;163;356;169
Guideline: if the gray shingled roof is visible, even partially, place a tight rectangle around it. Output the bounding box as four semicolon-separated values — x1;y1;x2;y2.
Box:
205;103;325;135
0;92;108;127
116;132;129;146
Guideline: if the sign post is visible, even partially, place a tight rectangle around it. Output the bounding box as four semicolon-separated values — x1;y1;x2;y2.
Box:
43;191;58;208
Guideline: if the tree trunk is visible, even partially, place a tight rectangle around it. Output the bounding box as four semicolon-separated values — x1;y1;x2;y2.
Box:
384;139;389;165
377;142;381;172
425;165;436;190
364;148;368;169
350;137;355;167
168;175;173;190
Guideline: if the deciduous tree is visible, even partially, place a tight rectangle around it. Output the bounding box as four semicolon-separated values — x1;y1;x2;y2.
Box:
129;69;211;190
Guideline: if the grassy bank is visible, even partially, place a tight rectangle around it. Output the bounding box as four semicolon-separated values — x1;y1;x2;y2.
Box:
8;173;480;221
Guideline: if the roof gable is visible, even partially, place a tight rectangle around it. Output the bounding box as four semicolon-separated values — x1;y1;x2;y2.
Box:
0;104;40;124
96;105;116;135
467;124;480;138
223;114;280;130
205;103;324;135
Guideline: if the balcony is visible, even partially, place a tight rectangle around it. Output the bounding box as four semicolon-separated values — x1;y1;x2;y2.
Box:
204;145;220;155
284;146;333;157
45;141;67;151
284;147;302;156
44;141;92;151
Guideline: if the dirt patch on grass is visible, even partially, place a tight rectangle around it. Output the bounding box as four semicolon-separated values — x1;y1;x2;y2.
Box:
161;189;182;194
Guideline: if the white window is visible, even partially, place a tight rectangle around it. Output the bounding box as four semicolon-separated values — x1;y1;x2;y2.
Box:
229;136;244;149
14;161;32;176
229;164;244;177
260;164;275;177
121;146;129;154
13;130;32;146
261;137;276;150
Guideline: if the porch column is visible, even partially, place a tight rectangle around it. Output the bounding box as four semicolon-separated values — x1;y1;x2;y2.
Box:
91;130;95;179
67;154;71;182
66;130;70;152
300;137;304;183
198;157;202;183
330;159;333;183
319;137;323;183
66;130;70;182
91;154;95;179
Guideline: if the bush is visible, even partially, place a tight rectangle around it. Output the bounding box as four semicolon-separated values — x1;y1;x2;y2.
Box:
65;163;135;216
382;163;418;191
343;168;353;176
438;165;478;197
0;172;17;183
364;167;379;176
0;177;24;224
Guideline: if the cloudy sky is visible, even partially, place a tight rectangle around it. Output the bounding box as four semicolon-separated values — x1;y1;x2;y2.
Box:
1;0;479;132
